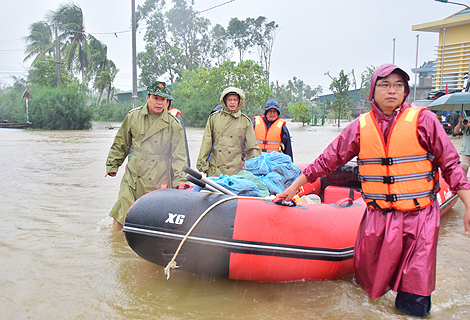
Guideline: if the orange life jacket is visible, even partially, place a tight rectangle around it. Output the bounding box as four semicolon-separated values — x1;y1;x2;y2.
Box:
358;106;438;211
168;107;181;117
254;115;285;152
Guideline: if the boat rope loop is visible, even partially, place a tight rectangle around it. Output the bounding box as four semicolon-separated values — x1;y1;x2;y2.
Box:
163;195;238;280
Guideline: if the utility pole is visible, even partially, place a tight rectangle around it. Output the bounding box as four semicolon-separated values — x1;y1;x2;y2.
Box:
392;38;396;65
414;34;419;101
54;21;62;87
132;0;138;109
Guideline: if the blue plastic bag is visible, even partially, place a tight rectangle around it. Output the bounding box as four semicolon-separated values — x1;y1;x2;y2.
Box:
259;172;285;195
192;174;262;197
244;152;301;193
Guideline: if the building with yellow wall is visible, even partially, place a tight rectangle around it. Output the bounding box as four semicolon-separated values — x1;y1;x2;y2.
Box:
413;9;470;91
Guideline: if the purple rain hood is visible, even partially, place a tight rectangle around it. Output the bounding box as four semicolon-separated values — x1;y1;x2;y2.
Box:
369;64;410;104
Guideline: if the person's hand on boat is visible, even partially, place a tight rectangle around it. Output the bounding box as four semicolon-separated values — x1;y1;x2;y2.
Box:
276;174;308;201
105;172;117;177
176;183;191;189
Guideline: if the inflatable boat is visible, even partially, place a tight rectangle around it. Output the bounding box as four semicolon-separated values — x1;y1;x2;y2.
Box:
123;166;458;282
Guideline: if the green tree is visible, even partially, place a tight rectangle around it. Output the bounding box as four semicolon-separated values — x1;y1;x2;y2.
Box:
29;86;92;130
49;2;93;83
28;56;75;88
360;65;376;111
92;101;133;122
210;24;232;65
270;77;322;118
328;69;353;127
137;0;211;84
252;16;279;82
89;35;118;106
288;101;311;126
0;81;28;123
23;21;54;65
227;17;252;61
94;71;112;106
172;60;271;126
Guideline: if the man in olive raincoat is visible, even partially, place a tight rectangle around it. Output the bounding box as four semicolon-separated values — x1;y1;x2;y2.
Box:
196;87;261;177
106;81;188;229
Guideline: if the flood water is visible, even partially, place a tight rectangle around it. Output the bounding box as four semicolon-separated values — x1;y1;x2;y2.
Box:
2;120;470;319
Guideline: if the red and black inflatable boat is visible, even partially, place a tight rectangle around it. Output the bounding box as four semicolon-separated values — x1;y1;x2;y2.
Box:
123;168;458;282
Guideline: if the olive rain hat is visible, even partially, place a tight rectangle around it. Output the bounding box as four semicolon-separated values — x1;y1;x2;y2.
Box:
147;81;173;100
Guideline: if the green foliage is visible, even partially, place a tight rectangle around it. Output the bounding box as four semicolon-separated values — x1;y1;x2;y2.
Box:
23;20;54;64
288;101;311;126
50;3;93;83
0;84;28;123
270;77;322;118
227;17;252;61
89;35;118;106
137;0;212;84
172;60;272;126
92;101;133;122
311;100;326;115
24;3;118;89
211;24;232;65
250;16;279;82
328;69;353;127
137;1;280;85
360;65;376;111
29;86;92;129
173;89;219;127
28;57;75;87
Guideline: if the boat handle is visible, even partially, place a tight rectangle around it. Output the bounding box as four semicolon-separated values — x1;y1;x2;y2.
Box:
335;198;354;207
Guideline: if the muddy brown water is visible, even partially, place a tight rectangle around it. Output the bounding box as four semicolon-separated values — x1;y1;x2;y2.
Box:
1;120;470;319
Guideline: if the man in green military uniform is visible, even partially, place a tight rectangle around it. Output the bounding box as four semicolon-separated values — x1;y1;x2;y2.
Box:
196;86;261;177
105;81;188;229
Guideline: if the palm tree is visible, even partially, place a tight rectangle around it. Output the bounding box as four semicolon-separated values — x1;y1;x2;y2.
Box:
23;21;54;64
48;2;92;83
89;35;110;75
89;35;118;106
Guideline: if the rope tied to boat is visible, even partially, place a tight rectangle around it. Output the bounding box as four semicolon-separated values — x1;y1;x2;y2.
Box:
163;195;238;280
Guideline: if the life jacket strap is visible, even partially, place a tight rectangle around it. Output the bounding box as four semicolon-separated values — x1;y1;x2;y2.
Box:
363;190;434;202
357;153;435;166
359;171;433;184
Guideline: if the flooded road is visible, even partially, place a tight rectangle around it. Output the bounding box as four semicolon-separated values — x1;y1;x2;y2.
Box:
1;120;470;319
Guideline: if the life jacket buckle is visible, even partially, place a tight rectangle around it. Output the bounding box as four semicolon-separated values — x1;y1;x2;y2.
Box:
383;176;395;184
381;157;393;165
385;194;397;202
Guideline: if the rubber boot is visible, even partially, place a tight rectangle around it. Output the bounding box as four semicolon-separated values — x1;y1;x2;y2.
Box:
395;291;431;317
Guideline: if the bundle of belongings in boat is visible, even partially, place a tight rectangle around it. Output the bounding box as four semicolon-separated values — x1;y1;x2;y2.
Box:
192;152;301;197
192;153;362;199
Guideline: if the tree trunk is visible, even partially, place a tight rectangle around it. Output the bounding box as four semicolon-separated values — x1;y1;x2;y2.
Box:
106;84;113;103
96;88;104;107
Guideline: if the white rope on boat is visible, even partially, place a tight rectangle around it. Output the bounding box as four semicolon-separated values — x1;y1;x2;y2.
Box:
163;195;237;279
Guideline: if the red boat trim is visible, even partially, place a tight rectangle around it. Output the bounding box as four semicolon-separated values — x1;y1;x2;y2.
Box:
123;226;354;261
440;194;458;211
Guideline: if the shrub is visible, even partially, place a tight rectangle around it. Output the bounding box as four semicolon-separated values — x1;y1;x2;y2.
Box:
0;85;28;123
29;86;92;130
92;101;134;122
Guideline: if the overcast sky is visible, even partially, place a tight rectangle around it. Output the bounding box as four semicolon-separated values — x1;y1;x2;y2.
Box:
0;0;466;95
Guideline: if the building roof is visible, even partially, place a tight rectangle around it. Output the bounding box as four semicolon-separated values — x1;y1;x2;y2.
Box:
412;8;470;32
316;88;362;103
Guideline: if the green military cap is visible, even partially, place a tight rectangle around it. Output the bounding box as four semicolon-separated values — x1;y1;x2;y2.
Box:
147;81;173;100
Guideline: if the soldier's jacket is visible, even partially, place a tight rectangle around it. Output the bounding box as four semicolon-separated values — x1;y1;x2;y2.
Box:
196;87;261;177
106;104;187;223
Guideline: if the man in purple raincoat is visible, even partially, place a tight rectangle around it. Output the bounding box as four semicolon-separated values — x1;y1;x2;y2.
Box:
278;64;470;317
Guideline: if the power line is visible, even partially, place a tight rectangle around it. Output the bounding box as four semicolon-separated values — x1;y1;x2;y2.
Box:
0;48;24;53
197;0;236;13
